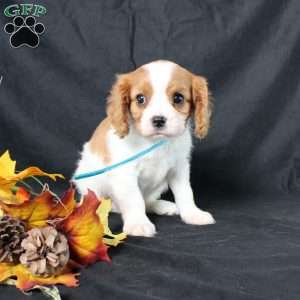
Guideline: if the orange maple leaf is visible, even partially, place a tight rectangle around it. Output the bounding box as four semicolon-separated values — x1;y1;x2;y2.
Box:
0;263;79;291
0;188;76;228
58;190;111;266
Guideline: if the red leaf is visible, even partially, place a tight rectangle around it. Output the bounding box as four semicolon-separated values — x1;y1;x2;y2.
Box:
58;190;110;266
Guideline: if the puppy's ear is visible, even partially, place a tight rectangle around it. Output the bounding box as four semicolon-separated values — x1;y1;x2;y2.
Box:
192;75;212;139
106;74;131;138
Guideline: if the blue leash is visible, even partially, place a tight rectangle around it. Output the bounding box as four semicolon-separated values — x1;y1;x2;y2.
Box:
73;139;167;180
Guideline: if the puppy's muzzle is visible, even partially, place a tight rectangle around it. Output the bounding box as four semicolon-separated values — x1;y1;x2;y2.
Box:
152;115;167;129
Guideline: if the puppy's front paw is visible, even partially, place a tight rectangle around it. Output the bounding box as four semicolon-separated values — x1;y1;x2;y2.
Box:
123;216;156;237
181;208;215;226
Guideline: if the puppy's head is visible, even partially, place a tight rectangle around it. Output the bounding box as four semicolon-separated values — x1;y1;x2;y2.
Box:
107;60;211;139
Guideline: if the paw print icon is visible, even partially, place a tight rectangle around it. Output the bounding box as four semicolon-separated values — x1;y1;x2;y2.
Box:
4;16;45;48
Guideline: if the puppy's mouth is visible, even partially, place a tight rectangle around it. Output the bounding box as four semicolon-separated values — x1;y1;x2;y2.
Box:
150;133;168;138
147;131;172;138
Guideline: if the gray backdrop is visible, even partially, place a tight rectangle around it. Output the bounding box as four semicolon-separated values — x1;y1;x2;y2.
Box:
0;1;300;299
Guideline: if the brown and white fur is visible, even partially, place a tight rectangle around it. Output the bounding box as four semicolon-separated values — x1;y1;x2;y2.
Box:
74;60;215;237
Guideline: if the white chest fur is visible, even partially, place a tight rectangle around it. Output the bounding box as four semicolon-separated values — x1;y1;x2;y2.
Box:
74;125;192;201
136;142;175;196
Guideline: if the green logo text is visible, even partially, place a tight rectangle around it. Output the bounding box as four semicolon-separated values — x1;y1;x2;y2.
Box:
4;4;47;17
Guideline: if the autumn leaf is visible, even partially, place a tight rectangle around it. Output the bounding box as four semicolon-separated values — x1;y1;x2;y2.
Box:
15;187;30;203
96;198;126;246
0;150;64;205
58;190;110;266
0;188;76;228
0;263;79;291
0;186;31;206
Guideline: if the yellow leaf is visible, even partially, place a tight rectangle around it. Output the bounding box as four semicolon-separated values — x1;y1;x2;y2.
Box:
96;198;126;246
0;150;64;205
0;263;79;291
0;150;15;177
12;167;64;182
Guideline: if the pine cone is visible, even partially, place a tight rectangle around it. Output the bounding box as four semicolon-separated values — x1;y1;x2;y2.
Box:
0;215;27;263
20;227;69;276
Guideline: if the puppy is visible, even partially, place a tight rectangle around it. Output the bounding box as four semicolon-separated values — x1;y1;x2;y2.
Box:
74;60;215;237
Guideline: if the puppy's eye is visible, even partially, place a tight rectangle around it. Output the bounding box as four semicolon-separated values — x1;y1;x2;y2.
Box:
173;92;184;104
136;94;146;105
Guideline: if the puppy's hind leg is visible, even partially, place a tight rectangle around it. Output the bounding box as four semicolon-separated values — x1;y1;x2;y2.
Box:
145;182;179;216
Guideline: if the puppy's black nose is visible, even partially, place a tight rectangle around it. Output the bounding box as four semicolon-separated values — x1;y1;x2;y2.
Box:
152;115;166;129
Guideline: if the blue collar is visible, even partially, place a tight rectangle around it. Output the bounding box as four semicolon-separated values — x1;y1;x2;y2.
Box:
73;139;167;181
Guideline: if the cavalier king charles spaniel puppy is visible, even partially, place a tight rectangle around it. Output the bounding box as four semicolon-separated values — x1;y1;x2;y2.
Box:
74;60;215;237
